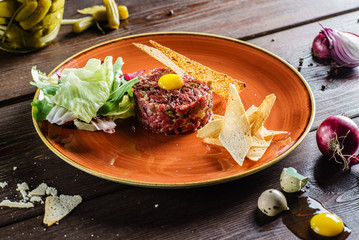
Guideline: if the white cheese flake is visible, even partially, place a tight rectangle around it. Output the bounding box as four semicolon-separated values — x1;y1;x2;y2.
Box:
30;196;44;204
0;200;34;208
45;187;58;196
0;182;8;189
16;182;30;201
28;183;48;197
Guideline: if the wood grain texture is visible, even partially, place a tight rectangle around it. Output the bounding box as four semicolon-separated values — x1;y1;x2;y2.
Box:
249;10;359;129
1;0;359;103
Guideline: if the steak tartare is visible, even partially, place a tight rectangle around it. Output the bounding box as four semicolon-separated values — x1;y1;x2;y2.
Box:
133;68;213;134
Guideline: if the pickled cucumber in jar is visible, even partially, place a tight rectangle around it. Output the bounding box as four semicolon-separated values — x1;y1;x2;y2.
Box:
0;0;65;53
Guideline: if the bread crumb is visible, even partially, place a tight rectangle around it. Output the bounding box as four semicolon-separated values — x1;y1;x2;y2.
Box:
28;183;48;197
45;187;57;196
0;200;34;208
13;167;17;171
0;182;8;189
43;194;82;226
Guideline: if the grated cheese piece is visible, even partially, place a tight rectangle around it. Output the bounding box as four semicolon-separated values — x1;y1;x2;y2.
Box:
0;182;8;189
16;182;29;201
28;183;48;197
45;187;58;196
30;196;44;204
0;200;34;208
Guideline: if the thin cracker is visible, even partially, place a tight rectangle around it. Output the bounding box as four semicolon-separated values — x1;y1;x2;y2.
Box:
197;119;224;138
150;40;245;98
133;43;185;76
250;94;276;135
218;84;251;166
204;138;223;146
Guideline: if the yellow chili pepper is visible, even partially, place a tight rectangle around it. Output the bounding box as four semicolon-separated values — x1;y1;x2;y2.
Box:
103;0;119;29
0;0;16;18
19;0;52;30
117;5;129;20
15;1;38;22
93;5;129;22
72;16;95;34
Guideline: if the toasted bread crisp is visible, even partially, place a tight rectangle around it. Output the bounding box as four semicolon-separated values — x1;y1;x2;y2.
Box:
133;43;185;76
150;40;246;98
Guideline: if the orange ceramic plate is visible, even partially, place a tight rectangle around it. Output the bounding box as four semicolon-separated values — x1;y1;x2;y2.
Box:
32;32;315;188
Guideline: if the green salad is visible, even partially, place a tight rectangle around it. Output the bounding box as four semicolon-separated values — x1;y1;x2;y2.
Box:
30;56;141;133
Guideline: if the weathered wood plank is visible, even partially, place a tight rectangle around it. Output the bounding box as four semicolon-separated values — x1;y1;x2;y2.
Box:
0;100;127;227
248;10;359;129
1;124;359;239
1;0;359;102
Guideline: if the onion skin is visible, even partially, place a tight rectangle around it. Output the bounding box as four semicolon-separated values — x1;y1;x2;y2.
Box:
312;32;331;59
316;115;359;169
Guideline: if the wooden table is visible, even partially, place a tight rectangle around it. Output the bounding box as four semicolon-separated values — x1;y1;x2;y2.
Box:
1;0;359;239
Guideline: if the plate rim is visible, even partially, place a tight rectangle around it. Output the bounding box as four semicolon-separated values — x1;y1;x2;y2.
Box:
32;31;316;188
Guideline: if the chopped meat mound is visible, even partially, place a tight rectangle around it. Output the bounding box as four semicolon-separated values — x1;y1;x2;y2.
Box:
133;68;213;134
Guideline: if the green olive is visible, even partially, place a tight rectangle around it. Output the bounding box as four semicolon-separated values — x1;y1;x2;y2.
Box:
0;0;16;18
72;16;95;34
15;1;38;22
19;0;52;30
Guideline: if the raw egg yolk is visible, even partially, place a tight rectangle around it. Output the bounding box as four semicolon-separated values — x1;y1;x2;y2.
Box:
158;74;184;90
310;213;344;237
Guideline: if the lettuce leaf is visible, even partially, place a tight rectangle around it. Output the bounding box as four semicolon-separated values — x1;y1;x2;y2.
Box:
30;67;60;104
31;56;140;130
31;99;53;121
52;56;114;123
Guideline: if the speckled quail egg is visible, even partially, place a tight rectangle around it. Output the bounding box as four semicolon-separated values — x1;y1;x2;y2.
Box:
258;189;288;216
280;167;308;193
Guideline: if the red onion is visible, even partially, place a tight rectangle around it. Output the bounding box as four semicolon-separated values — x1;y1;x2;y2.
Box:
312;32;331;59
312;26;359;67
316;115;359;169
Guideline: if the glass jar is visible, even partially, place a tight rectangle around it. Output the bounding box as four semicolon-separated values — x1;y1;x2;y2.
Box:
0;0;64;53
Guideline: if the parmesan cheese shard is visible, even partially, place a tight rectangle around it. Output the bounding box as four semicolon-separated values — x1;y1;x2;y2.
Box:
0;182;8;189
0;200;34;208
16;182;29;201
43;195;82;226
46;187;58;196
218;84;251;165
133;43;185;76
28;183;48;197
30;196;44;204
150;40;246;98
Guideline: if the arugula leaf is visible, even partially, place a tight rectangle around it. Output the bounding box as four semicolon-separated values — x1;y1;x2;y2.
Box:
97;77;139;115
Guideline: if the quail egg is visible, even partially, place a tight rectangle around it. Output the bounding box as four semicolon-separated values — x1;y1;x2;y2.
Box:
280;167;308;193
257;189;288;216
